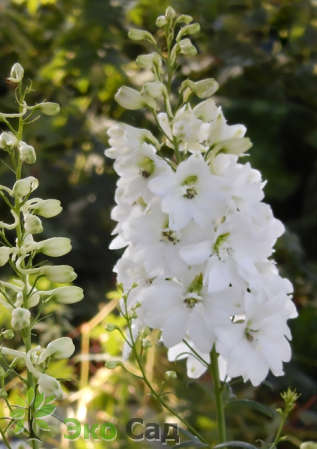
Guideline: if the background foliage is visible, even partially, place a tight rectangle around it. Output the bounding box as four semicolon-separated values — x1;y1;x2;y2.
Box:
0;0;317;447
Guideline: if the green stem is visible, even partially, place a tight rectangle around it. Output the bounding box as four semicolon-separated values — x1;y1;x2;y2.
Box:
269;414;287;449
210;346;227;445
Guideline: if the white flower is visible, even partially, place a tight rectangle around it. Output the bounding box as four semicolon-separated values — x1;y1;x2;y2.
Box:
149;154;224;230
141;272;240;352
215;286;296;386
38;373;63;399
8;62;24;83
38;337;75;363
11;307;31;331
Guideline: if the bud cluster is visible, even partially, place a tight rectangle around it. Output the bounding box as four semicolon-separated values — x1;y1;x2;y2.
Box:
0;63;83;445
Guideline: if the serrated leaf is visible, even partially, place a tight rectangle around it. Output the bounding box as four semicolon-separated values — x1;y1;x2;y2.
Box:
34;404;56;418
34;391;45;409
10;408;25;419
27;387;35;405
227;399;275;419
36;419;51;431
214;441;259;449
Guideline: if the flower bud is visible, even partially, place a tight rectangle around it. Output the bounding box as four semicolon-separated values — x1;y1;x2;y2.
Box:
136;52;162;70
39;337;75;363
105;360;121;369
115;87;144;110
49;286;84;304
165;6;176;19
2;329;15;339
38;102;60;116
28;292;40;308
176;23;200;42
142;81;165;99
18;141;36;164
24;213;43;234
31;199;63;218
38;373;63;399
156;15;167;27
0;131;18;151
7;63;24;83
38;237;72;257
182;78;219;99
41;265;77;283
178;39;197;56
128;28;157;45
165;370;177;379
11;307;31;331
0;246;11;267
13;177;39;199
301;443;317;449
176;15;193;25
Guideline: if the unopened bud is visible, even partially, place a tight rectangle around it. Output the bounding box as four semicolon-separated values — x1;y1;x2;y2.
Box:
38;102;60;116
31;199;62;218
115;86;144;110
178;39;197;56
41;265;77;283
165;370;177;380
142;81;165;99
176;23;200;42
18;141;36;164
2;329;15;340
49;286;84;304
106;323;117;332
39;337;75;363
182;78;219;99
0;132;18;151
128;29;156;45
165;6;176;19
105;360;121;369
0;246;11;267
7;63;24;83
28;292;40;308
176;15;193;25
38;373;62;399
11;307;31;331
156;15;167;27
136;52;162;70
300;443;317;449
13;177;39;199
24;213;43;234
39;237;71;257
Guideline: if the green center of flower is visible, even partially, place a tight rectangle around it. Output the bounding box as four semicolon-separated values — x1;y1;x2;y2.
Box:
161;229;179;244
184;295;200;309
138;157;155;178
181;175;198;199
213;232;230;257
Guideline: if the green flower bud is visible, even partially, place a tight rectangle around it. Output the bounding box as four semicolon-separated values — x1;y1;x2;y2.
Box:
181;78;219;99
41;265;77;283
11;307;31;331
301;443;317;449
0;131;18;151
7;62;24;83
105;323;117;332
28;292;40;308
24;213;43;234
136;52;162;70
13;177;39;199
0;246;11;267
48;286;84;304
115;86;144;110
38;102;60;116
165;370;177;379
175;15;193;25
156;15;167;27
38;237;72;257
30;199;63;218
142;81;165;99
18;141;36;164
176;23;200;42
38;373;62;399
39;337;75;363
178;39;197;56
128;29;157;45
2;329;15;340
165;6;176;19
105;360;121;369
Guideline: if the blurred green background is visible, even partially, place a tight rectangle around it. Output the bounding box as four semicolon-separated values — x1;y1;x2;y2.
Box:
0;0;317;447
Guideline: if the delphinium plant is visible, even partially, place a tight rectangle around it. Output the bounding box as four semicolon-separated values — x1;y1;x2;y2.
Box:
0;63;84;448
106;7;300;449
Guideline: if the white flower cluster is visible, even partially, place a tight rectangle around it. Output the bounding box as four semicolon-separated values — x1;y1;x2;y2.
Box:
107;96;297;386
107;8;297;387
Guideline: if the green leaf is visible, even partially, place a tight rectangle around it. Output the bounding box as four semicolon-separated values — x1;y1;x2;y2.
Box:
13;420;25;435
34;404;56;418
34;391;45;409
44;395;56;404
10;408;25;419
36;419;51;431
226;399;275;419
214;441;259;449
27;387;35;405
172;428;209;449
